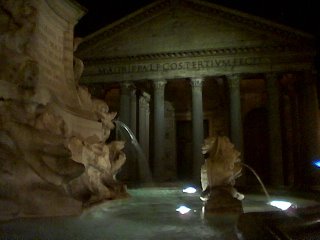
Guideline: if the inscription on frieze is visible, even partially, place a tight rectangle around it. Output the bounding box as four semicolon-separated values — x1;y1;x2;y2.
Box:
98;56;270;75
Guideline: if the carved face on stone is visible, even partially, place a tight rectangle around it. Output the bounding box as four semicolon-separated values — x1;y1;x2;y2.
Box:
93;99;109;115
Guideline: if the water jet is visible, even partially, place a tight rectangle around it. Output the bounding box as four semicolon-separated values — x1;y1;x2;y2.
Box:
114;120;153;183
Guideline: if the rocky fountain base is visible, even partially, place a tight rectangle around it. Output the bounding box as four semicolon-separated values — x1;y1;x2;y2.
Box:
0;0;128;220
202;186;243;215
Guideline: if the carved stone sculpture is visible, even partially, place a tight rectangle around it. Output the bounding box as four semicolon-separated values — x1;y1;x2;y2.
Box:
0;0;128;220
200;136;244;214
68;138;127;205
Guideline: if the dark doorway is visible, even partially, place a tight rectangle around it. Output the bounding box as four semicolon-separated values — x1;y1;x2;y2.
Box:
176;119;209;181
243;108;270;186
176;120;193;180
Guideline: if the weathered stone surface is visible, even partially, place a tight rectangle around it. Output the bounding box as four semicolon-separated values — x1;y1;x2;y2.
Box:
77;0;316;83
201;136;242;189
200;136;244;215
0;0;128;220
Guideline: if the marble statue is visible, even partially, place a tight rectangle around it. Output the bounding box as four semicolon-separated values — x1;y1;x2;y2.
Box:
200;136;244;214
0;0;128;220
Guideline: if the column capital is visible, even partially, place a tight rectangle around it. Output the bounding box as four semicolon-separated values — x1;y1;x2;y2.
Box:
227;74;241;88
153;80;167;90
130;88;137;95
120;81;133;88
120;81;134;93
190;77;204;88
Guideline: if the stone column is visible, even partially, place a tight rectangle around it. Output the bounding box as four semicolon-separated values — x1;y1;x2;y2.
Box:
298;71;320;187
266;72;283;186
119;82;132;126
118;82;134;180
227;74;243;153
130;88;137;135
153;80;167;180
190;77;204;183
139;93;150;162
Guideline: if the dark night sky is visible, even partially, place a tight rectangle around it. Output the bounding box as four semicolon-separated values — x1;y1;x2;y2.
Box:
74;0;320;38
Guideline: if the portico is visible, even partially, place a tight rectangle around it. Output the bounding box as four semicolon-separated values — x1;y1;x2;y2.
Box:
76;0;319;187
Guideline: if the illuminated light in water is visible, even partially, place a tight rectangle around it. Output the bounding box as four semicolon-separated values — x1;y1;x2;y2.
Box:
176;206;191;214
182;187;197;194
312;159;320;168
269;200;292;210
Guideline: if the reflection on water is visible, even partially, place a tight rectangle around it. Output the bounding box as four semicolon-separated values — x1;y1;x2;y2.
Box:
1;186;319;240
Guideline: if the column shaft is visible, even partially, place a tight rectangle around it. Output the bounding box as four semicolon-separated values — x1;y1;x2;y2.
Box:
118;82;134;180
191;78;204;183
130;89;137;135
266;73;283;186
228;74;243;152
153;80;167;180
298;71;320;187
138;93;152;181
119;82;132;126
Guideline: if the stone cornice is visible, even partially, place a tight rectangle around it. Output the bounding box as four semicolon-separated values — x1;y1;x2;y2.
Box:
82;45;315;66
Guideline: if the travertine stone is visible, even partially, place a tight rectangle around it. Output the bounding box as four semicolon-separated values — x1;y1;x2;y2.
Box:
0;0;128;220
200;136;243;214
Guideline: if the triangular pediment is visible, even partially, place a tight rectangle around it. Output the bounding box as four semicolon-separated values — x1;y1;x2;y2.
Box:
77;0;315;59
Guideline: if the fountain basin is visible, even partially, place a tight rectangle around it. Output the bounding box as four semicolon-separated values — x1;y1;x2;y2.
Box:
0;186;319;240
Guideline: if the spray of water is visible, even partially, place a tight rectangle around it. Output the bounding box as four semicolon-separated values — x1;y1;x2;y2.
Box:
114;120;153;182
241;163;271;202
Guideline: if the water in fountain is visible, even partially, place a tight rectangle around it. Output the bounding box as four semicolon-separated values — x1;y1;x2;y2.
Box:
241;163;271;202
114;120;153;183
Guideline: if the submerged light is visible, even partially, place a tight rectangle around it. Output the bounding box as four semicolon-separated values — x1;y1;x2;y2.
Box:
312;159;320;168
182;187;197;194
269;200;292;210
176;206;191;214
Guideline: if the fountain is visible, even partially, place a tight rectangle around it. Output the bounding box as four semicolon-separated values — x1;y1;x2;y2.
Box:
0;0;128;220
0;1;319;238
114;120;153;183
200;135;244;215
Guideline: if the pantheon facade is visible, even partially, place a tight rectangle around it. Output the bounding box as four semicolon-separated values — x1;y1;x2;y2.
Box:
76;0;320;188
